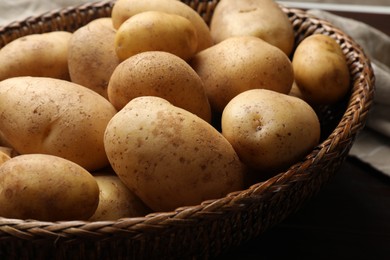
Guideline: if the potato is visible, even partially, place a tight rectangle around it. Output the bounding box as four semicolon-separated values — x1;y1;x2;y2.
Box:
0;151;10;166
0;76;117;171
292;34;350;105
68;18;120;99
111;0;212;52
0;31;72;81
108;51;211;122
222;89;320;178
190;36;294;113
89;174;151;221
0;154;99;221
115;11;198;61
104;96;246;212
210;0;295;55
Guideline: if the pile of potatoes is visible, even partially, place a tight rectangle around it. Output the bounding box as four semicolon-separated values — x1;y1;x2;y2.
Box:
0;0;350;221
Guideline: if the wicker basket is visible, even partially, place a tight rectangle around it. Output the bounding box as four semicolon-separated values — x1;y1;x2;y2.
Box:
0;0;375;259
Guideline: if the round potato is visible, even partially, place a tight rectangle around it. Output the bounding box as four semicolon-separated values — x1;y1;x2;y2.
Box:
111;0;212;52
210;0;295;55
222;89;320;177
89;174;151;221
104;96;246;212
0;31;72;81
0;154;99;221
68;18;120;99
0;76;117;171
292;34;350;105
190;36;294;113
108;51;211;122
115;11;198;61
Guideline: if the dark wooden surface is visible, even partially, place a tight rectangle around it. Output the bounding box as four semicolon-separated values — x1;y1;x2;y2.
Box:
216;156;390;259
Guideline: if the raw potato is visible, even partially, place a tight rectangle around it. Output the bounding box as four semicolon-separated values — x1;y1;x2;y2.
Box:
104;96;246;212
111;0;213;52
0;154;99;221
68;18;120;99
108;51;211;122
89;174;151;221
210;0;295;55
190;36;294;113
292;34;350;105
0;76;117;171
222;89;320;177
115;11;198;61
0;31;72;81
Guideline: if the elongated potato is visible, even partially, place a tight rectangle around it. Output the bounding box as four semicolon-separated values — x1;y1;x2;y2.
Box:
0;31;72;81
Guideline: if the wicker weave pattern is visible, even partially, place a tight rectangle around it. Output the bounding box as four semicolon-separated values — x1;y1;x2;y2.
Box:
0;0;375;259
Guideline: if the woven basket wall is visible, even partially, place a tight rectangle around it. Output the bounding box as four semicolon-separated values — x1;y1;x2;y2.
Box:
0;0;375;259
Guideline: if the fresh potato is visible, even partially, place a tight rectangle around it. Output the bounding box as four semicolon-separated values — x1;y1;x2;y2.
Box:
0;154;99;221
111;0;212;52
0;151;10;166
104;96;246;212
222;89;320;178
190;36;294;113
115;11;197;61
89;174;151;221
0;31;72;81
0;76;117;171
292;34;350;105
68;18;120;99
108;51;211;122
210;0;295;55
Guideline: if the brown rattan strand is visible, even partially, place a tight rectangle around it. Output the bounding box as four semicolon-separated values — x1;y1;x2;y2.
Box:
0;0;375;259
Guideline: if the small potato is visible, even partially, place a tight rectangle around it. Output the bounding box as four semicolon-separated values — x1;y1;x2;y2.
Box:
104;96;246;212
68;18;120;99
108;51;211;122
115;11;198;61
190;36;294;113
0;31;72;81
0;76;117;171
89;174;151;221
222;89;320;178
111;0;213;52
210;0;295;55
0;154;99;221
292;34;350;105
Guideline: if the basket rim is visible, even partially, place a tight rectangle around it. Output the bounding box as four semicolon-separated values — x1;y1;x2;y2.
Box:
0;0;375;242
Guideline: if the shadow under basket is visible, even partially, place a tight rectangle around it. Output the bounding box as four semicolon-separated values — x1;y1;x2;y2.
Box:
0;0;375;259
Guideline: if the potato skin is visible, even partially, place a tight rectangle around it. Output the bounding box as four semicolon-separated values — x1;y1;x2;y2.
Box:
0;151;10;166
292;34;350;105
222;89;320;177
190;36;294;113
210;0;295;55
111;0;212;52
115;11;198;61
108;51;211;122
68;18;120;99
0;154;99;221
0;76;117;171
89;175;151;221
104;96;246;212
0;31;72;81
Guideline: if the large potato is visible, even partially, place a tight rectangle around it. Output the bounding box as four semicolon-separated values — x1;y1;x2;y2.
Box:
190;36;294;113
111;0;212;52
0;154;99;221
222;89;320;178
68;18;120;99
108;51;211;122
292;34;350;105
104;96;246;212
115;11;198;61
0;76;117;171
0;31;72;81
89;174;151;221
210;0;295;55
